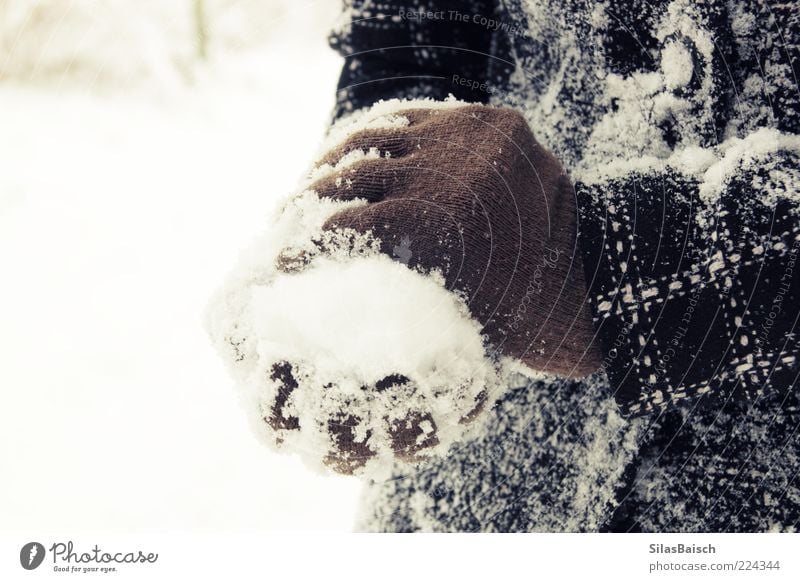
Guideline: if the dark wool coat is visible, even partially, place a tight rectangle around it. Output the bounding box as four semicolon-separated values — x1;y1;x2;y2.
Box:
328;0;800;532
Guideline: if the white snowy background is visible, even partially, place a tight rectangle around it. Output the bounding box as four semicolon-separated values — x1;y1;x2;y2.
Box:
0;0;365;531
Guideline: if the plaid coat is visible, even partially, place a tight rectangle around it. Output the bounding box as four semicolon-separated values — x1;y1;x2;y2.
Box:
328;0;800;532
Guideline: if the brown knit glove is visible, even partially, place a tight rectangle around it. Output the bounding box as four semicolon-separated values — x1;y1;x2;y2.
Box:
209;102;600;476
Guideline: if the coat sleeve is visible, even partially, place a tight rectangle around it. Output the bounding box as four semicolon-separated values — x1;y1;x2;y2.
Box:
328;0;510;119
577;133;800;416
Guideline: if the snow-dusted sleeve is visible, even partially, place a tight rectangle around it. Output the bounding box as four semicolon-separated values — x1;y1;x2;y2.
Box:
578;131;800;416
328;0;509;118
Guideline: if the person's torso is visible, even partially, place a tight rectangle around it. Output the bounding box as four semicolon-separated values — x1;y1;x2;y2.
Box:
494;0;798;174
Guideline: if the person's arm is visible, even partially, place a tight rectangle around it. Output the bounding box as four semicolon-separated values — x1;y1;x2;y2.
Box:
576;2;800;417
328;0;510;118
578;135;800;416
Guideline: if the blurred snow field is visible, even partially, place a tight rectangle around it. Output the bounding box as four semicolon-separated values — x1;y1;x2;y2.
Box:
0;0;364;531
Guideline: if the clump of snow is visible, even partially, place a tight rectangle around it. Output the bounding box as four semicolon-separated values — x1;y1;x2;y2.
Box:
247;255;503;476
576;140;720;185
577;127;800;209
300;147;383;194
299;96;472;192
668;145;718;176
206;189;369;378
699;128;800;203
318;95;471;161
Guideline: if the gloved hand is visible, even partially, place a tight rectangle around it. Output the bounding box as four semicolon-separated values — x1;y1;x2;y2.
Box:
208;101;600;476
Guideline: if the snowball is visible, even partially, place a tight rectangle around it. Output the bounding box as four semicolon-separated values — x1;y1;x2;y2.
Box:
250;257;492;386
245;254;504;477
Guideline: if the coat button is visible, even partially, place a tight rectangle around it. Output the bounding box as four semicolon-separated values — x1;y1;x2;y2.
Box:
661;36;700;93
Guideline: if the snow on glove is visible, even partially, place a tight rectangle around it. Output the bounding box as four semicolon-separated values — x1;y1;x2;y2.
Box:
207;99;599;476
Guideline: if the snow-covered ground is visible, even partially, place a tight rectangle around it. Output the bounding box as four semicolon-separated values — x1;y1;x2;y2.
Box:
0;2;364;531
